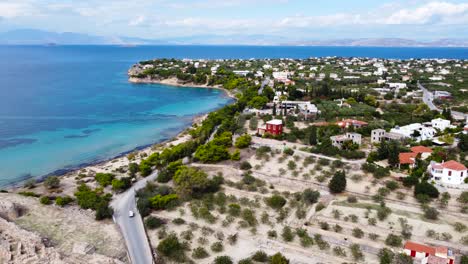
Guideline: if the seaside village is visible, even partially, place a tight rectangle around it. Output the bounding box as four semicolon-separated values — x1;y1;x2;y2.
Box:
2;57;468;264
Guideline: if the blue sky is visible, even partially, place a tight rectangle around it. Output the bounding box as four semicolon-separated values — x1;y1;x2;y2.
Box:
0;0;467;39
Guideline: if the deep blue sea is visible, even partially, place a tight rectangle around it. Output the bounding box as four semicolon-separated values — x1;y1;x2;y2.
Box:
0;45;467;186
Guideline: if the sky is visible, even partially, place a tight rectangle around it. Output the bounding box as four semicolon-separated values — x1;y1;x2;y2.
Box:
0;0;468;40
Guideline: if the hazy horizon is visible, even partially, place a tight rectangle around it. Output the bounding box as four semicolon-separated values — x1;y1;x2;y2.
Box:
0;1;468;41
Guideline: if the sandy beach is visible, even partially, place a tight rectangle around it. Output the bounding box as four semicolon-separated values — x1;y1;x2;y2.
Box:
128;76;237;99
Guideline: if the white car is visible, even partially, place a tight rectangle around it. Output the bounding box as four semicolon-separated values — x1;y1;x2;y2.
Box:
129;210;134;217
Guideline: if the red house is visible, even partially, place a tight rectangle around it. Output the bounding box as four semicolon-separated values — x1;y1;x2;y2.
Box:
403;241;454;264
258;119;283;136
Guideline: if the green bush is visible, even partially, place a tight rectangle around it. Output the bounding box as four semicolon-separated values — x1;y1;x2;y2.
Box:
44;176;60;189
95;173;115;187
235;134;252;148
252;250;268;262
145;216;165;229
149;194;179;210
270;252;290;264
240;161;252;170
385;234;402;247
213;256;233;264
192;247;209;259
414;182;439;199
157;233;186;262
39;196;52;205
210;241;224;252
265;195;287;210
111;177;132;192
55;196;73;207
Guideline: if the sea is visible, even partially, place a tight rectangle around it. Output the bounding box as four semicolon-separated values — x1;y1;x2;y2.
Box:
0;45;467;186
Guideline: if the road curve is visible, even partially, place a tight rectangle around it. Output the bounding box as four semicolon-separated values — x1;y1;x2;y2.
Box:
111;171;158;264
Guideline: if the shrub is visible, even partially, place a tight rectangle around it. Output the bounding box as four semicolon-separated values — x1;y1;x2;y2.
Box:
378;248;395;264
111;177;132;192
192;247;209;259
349;244;364;261
302;188;320;204
252;251;269;262
315;202;325;211
39;196;51;205
55;196;73;207
270;252;290;264
267;230;277;238
145;216;165;229
352;228;364;238
281;226;295;242
347;196;358;203
385;181;399;190
228;203;241;217
214;256;233;264
266;195;287;210
210;241;224;252
423;207;439;220
156;234;186;261
283;148;294;156
235;134;252;148
240;161;252;170
172;218;186;225
44;176;60;189
95;173;114;187
414;182;439;199
385;234;402;247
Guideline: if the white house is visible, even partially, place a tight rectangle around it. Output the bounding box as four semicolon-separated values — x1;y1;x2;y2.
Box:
330;133;362;149
390;123;436;142
388;83;407;89
428;160;467;185
431;118;453;131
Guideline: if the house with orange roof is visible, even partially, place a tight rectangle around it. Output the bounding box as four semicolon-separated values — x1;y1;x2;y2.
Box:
410;146;433;160
404;241;454;264
428;160;467;185
336;119;368;129
399;152;418;168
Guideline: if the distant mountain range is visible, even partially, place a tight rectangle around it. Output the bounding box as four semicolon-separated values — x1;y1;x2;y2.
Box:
1;29;467;47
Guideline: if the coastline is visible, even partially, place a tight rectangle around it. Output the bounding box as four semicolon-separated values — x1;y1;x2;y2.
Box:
128;76;237;99
3;78;236;191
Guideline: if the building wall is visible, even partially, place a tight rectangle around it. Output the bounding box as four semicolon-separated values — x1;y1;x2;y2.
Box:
431;167;467;185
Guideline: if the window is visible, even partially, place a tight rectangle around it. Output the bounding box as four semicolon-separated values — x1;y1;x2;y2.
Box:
448;171;452;176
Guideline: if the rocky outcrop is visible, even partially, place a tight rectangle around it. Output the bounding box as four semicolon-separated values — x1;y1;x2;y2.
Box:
0;217;125;264
0;200;23;220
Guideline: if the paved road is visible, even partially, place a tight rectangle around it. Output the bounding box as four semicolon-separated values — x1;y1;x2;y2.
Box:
419;81;467;120
258;77;270;95
111;171;158;264
418;81;439;111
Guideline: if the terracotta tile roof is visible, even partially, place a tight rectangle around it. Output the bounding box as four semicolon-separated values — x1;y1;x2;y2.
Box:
337;119;368;127
404;241;436;255
399;152;417;164
411;146;433;154
441;160;467;171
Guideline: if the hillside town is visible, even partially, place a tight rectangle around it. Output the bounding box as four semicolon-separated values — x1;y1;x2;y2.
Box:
1;57;467;264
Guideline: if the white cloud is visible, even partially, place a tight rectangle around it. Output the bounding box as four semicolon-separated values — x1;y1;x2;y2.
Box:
0;2;36;18
129;15;146;26
383;1;468;24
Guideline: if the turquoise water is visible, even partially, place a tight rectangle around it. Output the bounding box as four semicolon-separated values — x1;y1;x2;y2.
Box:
0;46;233;186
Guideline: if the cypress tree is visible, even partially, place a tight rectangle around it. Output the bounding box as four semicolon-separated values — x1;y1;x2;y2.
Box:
329;170;346;193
